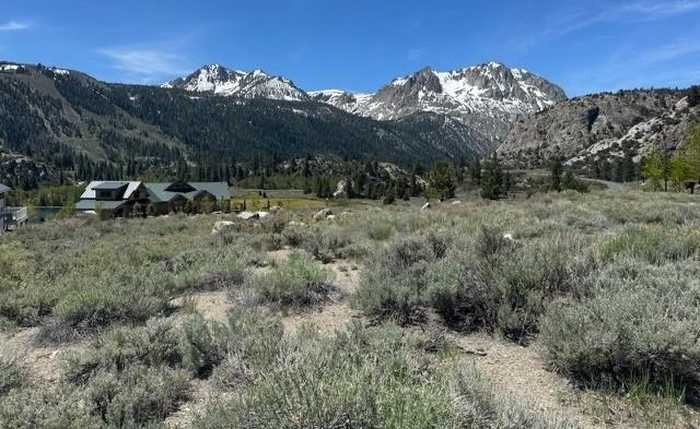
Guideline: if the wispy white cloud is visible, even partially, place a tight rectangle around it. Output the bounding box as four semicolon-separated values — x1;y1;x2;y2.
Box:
639;39;700;64
620;0;700;17
0;21;30;31
562;36;700;96
97;47;190;82
517;1;700;51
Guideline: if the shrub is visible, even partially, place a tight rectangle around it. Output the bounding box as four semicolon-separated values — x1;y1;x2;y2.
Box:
299;226;367;263
212;308;284;391
0;385;99;428
245;252;335;308
600;226;700;264
57;318;196;427
426;230;594;342
63;319;183;385
179;313;233;377
281;223;307;247
352;233;448;324
540;261;700;403
194;322;575;429
195;323;458;428
0;358;25;396
366;219;394;241
83;365;191;427
44;271;171;342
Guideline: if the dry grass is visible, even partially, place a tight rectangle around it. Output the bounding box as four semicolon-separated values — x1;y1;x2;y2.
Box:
1;189;700;428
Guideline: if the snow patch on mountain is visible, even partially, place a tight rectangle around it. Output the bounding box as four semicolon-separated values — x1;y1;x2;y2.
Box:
0;64;21;72
310;62;566;147
164;64;308;102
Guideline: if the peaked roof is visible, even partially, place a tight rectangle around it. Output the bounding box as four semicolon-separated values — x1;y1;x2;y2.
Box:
0;183;10;194
81;181;143;200
146;182;230;202
92;182;129;191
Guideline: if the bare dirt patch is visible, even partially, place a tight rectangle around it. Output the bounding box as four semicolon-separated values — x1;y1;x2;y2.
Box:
0;327;84;384
169;291;233;323
455;332;599;428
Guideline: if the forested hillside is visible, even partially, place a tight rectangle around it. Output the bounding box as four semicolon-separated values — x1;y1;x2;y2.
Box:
0;63;479;189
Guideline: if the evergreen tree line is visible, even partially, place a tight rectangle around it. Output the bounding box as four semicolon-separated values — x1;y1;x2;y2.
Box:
588;151;640;183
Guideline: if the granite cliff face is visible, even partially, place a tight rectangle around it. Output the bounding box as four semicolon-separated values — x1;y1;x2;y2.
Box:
498;89;700;168
312;62;566;149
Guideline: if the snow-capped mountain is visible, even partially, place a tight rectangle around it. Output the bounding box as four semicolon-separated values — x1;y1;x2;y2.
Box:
307;90;374;115
310;62;567;145
166;62;566;149
163;64;309;101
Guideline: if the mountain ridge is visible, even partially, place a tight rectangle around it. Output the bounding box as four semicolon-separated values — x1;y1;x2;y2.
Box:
0;61;484;186
497;88;700;170
166;61;567;151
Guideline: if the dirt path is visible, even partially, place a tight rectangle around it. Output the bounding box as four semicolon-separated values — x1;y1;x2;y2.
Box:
454;332;600;428
0;327;84;384
276;250;363;335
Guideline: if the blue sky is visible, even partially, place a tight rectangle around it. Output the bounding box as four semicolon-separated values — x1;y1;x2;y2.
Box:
1;0;699;96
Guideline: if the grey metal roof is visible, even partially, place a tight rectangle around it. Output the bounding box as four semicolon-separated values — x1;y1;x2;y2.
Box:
92;182;129;190
0;183;10;194
81;181;143;200
75;200;128;211
145;182;230;202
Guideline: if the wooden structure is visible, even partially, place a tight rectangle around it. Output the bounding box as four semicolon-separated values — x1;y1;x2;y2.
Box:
0;183;28;234
76;181;231;217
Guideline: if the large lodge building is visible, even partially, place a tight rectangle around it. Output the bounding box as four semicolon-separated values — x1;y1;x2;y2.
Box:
76;181;231;217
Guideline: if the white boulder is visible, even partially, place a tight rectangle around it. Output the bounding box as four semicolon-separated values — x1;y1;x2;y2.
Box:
313;208;334;221
212;220;235;234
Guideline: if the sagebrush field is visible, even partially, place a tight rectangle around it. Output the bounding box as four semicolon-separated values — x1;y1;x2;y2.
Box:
1;190;699;428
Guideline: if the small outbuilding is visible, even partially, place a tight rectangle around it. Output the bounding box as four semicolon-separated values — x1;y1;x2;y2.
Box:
0;183;28;233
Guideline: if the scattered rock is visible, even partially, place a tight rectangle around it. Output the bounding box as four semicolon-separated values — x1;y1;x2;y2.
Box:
313;208;333;221
326;215;336;221
421;202;431;210
333;180;348;199
211;220;235;234
451;200;462;205
503;233;514;242
237;211;260;221
237;211;271;221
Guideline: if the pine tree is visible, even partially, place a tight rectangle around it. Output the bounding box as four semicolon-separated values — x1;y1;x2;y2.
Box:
685;125;700;184
562;169;577;190
642;149;665;191
315;177;323;198
456;156;466;184
427;161;456;201
303;155;312;178
550;158;563;192
345;176;354;199
613;158;625;183
622;151;636;182
470;158;482;185
480;153;505;200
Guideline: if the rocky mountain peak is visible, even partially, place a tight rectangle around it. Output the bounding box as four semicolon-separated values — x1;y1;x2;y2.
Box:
311;62;567;148
163;64;308;101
